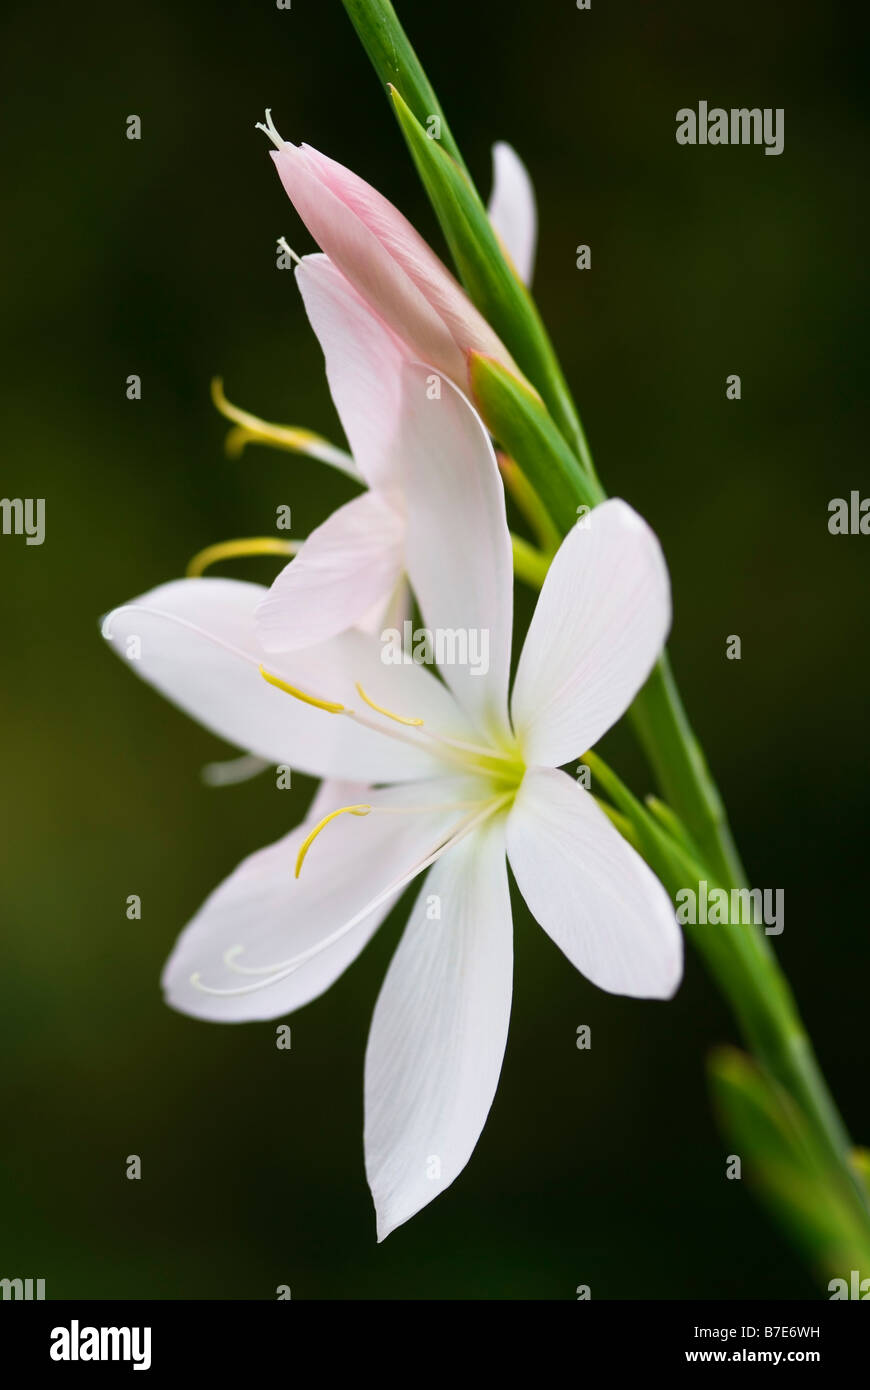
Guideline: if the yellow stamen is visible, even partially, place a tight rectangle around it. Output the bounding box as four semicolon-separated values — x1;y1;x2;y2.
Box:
186;536;299;578
211;378;354;470
259;665;347;714
354;681;424;727
295;804;371;878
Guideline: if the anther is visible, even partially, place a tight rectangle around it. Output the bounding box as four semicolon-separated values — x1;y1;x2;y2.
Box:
295;804;372;878
259;665;348;714
355;682;424;727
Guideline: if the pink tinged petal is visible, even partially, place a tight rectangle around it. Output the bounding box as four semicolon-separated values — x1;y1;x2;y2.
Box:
487;142;537;287
511;499;672;768
400;362;513;738
295;254;409;491
162;779;471;1023
356;574;411;637
255;491;405;653
299;144;519;376
101;577;472;784
506;768;683;999
272;144;466;382
364;815;512;1241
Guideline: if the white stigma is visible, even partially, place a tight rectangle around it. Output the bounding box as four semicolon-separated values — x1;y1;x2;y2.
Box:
255;107;285;150
277;236;302;266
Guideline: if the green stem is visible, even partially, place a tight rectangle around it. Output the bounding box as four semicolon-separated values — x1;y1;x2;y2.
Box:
630;654;747;890
510;533;551;589
499;453;562;554
340;0;470;173
586;752;869;1221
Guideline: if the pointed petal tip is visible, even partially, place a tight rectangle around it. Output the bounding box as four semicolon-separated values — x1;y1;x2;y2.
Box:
636;932;684;1001
373;1196;421;1244
375;1217;393;1245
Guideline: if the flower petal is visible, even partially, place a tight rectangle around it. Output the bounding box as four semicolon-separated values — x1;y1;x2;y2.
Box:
306;777;370;823
506;767;682;998
487;142;537;286
272;144;466;381
256;491;405;653
297;144;517;374
295;254;409;490
163;778;475;1022
511;499;671;768
200;752;272;787
400;362;513;738
364;814;512;1241
356;574;411;637
101;577;472;783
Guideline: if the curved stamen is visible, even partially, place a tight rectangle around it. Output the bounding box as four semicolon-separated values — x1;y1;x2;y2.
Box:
211;378;357;473
292;796;492;883
191;793;511;997
260;665;521;778
259;665;348;714
351;683;516;765
355;681;423;727
187;537;300;578
257;666;469;767
295;803;371;879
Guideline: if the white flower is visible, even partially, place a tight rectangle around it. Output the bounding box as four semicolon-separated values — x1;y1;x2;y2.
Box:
487;141;537;285
252;137;537;653
102;365;680;1239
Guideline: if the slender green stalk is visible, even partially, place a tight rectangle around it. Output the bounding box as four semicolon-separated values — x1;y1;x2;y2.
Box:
630;655;748;890
340;0;470;171
510;533;551;589
586;751;867;1219
498;453;562;554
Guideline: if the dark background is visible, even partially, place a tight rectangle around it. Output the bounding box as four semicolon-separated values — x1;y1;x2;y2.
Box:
1;0;867;1298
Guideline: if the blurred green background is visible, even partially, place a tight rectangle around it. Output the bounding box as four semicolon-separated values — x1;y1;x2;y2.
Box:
1;0;867;1299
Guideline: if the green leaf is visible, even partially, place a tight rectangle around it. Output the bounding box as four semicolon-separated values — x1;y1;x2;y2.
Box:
709;1047;870;1282
469;353;603;534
